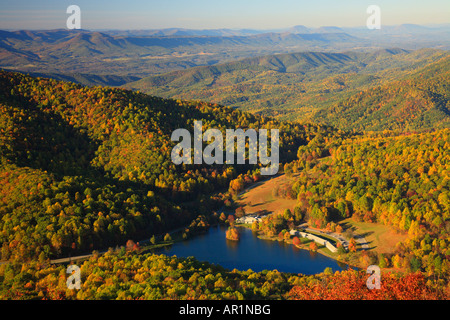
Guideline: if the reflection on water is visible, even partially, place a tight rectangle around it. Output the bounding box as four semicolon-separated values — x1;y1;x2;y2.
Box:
156;225;350;274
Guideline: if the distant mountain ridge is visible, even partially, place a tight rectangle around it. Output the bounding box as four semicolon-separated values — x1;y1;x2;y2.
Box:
101;24;450;37
0;28;363;77
126;51;361;89
2;24;450;78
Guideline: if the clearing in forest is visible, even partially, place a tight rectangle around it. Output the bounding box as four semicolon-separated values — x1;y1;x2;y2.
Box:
236;173;298;216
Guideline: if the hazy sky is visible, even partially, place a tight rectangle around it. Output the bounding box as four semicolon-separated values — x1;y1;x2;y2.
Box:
1;0;449;30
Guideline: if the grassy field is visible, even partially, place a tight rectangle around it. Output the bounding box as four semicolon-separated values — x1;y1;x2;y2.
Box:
236;173;299;215
235;173;409;271
339;218;407;254
235;174;344;260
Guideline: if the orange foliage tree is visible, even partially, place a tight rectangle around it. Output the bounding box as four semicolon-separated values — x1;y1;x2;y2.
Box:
287;270;445;300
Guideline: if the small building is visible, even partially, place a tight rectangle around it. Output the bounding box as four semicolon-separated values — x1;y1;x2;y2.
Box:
236;215;261;225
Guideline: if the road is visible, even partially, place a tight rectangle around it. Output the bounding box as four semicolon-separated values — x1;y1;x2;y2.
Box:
47;224;190;264
0;225;189;266
298;223;369;251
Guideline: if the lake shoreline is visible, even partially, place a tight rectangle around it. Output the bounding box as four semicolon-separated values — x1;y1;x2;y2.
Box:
154;224;347;275
235;223;358;271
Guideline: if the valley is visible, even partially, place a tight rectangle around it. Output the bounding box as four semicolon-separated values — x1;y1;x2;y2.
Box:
0;21;449;301
126;48;450;129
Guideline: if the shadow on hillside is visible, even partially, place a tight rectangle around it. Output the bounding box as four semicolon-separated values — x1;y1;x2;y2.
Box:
256;209;272;217
249;199;275;207
1;93;98;178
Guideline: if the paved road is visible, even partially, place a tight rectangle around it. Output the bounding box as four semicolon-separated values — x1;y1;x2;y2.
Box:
0;225;189;266
298;223;369;251
50;253;95;264
47;225;189;264
298;223;348;250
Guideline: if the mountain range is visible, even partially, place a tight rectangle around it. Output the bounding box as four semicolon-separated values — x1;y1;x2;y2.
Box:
102;24;450;37
1;24;450;80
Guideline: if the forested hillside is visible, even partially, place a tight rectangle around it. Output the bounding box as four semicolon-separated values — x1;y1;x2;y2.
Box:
315;54;450;131
1;250;445;300
0;69;449;301
1;54;449;300
0;70;339;261
126;49;450;125
276;129;450;283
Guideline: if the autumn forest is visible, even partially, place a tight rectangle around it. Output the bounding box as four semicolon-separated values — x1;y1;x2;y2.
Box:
0;24;450;302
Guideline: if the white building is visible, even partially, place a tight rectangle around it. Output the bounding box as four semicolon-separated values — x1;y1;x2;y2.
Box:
236;215;261;225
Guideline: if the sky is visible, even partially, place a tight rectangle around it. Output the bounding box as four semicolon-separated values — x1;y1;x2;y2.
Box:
0;0;449;30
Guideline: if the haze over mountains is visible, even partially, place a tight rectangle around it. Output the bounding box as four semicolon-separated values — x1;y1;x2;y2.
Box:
0;28;359;78
1;24;450;81
102;24;450;38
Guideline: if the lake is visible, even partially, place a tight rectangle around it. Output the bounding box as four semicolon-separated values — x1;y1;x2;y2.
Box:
156;225;349;274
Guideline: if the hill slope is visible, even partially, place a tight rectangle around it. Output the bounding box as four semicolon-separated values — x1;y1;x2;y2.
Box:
287;128;450;281
126;49;450;123
0;70;340;261
314;54;450;131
